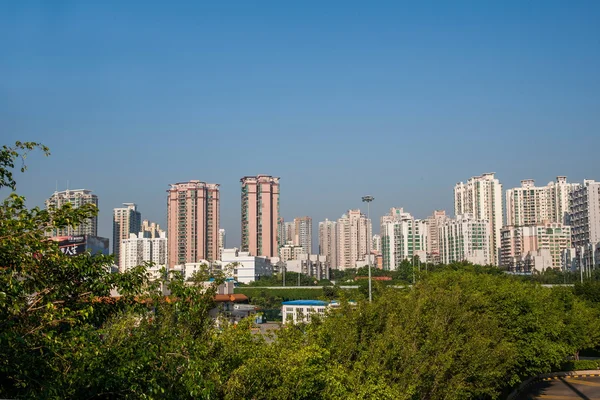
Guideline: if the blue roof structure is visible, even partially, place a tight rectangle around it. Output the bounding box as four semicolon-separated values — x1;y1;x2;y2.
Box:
282;300;328;306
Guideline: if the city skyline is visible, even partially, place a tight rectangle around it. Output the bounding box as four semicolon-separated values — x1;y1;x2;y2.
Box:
2;2;598;251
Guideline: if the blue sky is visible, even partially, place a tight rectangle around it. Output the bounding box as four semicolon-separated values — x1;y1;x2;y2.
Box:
1;1;599;249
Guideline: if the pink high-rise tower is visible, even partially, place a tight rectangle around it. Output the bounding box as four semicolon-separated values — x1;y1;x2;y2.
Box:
241;175;280;258
167;181;220;268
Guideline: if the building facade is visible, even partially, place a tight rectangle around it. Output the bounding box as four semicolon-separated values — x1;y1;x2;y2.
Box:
45;189;98;237
294;216;312;254
279;242;306;261
318;219;337;269
454;173;503;265
439;214;491;265
425;210;449;264
120;231;168;273
112;203;142;267
336;209;372;269
241;175;280;258
167;181;220;268
141;220;163;238
500;223;571;271
569;179;600;248
380;208;428;270
220;248;273;284
506;177;578;227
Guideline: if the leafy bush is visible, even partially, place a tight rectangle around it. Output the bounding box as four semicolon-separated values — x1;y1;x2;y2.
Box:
561;360;600;371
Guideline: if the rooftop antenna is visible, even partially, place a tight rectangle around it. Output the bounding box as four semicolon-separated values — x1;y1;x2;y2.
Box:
66;180;69;191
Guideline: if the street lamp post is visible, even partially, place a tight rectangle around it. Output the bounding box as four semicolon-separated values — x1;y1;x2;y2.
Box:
362;195;374;302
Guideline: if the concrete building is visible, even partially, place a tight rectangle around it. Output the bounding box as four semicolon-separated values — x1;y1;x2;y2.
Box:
282;300;329;325
218;228;226;260
454;173;503;265
336;209;372;269
220;248;273;284
569;179;600;248
294;216;312;254
241;175;280;258
112;203;142;266
284;221;295;244
506;177;578;227
372;234;382;254
380;208;428;270
277;217;285;249
141;220;163;238
167;181;220;268
425;210;449;264
279;241;306;261
45;189;98;237
318;219;337;269
119;231;168;273
500;222;571;271
439;214;491;265
285;254;329;281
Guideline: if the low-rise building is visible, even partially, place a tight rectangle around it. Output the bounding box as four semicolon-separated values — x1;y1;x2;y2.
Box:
282;300;329;324
220;248;273;284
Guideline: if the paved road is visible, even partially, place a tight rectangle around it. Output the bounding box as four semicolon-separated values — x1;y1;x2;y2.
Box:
518;376;600;399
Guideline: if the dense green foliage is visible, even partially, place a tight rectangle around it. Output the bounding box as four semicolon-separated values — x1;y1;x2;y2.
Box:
3;141;600;399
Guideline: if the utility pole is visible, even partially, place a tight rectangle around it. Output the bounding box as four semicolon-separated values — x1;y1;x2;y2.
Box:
362;195;374;302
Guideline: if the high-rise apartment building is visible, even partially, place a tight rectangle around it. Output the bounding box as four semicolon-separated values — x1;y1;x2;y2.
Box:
425;210;449;264
284;221;295;244
279;242;306;261
218;228;226;260
439;214;491;265
45;189;98;237
167;181;220;268
569;180;600;248
294;216;312;254
112;203;142;266
501;223;571;271
380;208;428;270
120;231;168;273
141;220;162;238
372;234;382;254
241;175;280;258
336;209;371;269
454;173;503;265
318;219;337;269
277;217;285;249
506;177;578;227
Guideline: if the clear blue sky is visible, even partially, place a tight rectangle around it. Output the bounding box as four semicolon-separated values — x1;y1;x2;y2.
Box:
2;1;599;250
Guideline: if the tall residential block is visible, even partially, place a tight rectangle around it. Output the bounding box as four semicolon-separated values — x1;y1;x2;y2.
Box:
218;228;226;260
318;219;337;269
425;210;449;264
120;230;168;273
439;214;491;265
45;189;98;237
506;177;578;226
141;220;162;238
372;234;382;254
167;181;220;268
112;203;142;266
294;216;312;254
454;173;503;265
241;175;280;258
501;223;571;271
569;179;600;248
336;209;372;269
380;208;428;270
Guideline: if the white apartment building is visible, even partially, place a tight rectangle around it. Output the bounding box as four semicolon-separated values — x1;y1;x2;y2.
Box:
336;209;372;269
506;177;578;227
569;180;600;248
372;234;382;254
279;241;306;261
439;214;491;265
45;189;98;237
294;216;312;254
141;220;163;238
113;203;142;267
500;223;571;271
318;219;337;268
380;208;428;270
454;173;503;265
220;248;273;284
119;231;168;273
218;228;226;259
